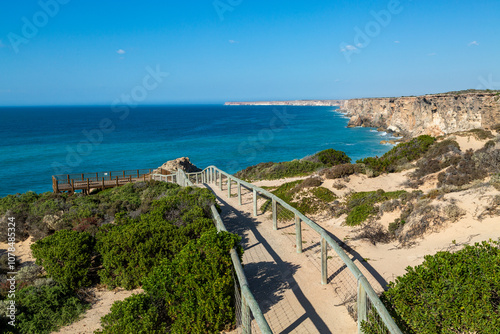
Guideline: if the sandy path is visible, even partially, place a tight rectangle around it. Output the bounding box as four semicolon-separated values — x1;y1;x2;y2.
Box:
205;183;357;334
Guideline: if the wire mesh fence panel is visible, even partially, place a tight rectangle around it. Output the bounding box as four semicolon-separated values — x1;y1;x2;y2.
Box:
362;298;391;334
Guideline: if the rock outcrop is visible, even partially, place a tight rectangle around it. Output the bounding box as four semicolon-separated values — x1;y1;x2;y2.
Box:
342;93;500;137
155;157;201;174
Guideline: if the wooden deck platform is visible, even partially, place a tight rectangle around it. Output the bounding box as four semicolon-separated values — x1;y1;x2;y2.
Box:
52;169;155;194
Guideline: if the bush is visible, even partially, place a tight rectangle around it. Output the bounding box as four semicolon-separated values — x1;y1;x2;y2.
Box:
315;149;351;166
324;163;361;179
96;293;168;334
0;181;180;241
11;281;88;334
142;230;241;333
31;230;96;290
437;150;487;187
97;187;216;289
343;190;407;226
236;149;351;181
363;240;500;333
357;135;436;176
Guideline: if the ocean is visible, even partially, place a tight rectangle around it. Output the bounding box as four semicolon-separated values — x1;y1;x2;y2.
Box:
0;105;398;197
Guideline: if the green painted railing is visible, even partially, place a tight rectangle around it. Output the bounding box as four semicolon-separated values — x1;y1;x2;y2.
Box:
153;166;403;334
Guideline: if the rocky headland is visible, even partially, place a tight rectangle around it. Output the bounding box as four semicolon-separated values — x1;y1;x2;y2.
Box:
227;91;500;138
343;92;500;137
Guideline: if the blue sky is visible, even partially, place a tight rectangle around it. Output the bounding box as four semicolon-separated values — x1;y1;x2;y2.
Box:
0;0;499;105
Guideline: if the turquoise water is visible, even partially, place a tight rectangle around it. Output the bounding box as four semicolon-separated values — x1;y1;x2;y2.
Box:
0;105;397;196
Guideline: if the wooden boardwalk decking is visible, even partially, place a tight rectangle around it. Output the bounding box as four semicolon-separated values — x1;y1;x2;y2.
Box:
52;169;155;194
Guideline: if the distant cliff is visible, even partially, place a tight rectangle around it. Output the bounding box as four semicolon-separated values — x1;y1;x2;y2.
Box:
225;100;346;107
343;93;500;137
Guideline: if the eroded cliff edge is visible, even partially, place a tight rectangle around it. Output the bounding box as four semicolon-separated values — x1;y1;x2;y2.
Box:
342;93;500;137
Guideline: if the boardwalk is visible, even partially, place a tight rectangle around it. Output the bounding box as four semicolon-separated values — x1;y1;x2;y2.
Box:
205;183;357;333
52;169;154;194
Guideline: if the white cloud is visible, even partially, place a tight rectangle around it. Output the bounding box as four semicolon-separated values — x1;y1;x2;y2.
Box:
116;49;126;54
394;40;400;44
468;41;479;47
341;44;358;52
229;40;239;44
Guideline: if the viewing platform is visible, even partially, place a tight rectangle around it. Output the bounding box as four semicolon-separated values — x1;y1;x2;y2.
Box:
52;169;155;194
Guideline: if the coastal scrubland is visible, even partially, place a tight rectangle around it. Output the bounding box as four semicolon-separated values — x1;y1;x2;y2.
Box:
0;182;240;333
248;128;500;333
1;127;500;333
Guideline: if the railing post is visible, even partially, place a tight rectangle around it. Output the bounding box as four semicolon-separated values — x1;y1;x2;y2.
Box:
71;179;75;192
220;173;223;191
357;280;367;333
227;178;231;198
295;214;302;253
321;237;327;285
237;181;242;205
253;189;257;217
87;179;90;193
102;177;105;189
272;198;277;230
116;176;119;187
81;173;84;181
241;296;251;334
196;173;199;184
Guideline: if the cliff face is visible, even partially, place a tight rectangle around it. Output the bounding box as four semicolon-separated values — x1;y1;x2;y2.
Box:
225;100;346;107
343;93;500;137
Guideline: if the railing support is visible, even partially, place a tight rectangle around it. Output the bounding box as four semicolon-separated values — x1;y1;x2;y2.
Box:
227;178;231;198
220;173;223;191
242;296;251;334
357;280;368;333
272;199;277;230
321;237;327;285
237;182;242;205
253;189;257;217
295;214;302;253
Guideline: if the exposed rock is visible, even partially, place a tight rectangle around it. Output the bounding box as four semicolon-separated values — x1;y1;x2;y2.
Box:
43;211;64;230
156;157;202;174
344;93;500;137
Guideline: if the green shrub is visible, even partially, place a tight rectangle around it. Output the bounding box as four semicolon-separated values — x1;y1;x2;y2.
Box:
13;281;88;334
357;135;436;176
363;240;500;333
236;149;351;181
343;190;407;226
31;230;96;290
142;230;240;334
97;187;216;289
95;294;168;334
315;149;351;166
312;187;337;202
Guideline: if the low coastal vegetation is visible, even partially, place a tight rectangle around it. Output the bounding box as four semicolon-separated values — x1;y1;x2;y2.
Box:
362;240;500;333
236;148;350;181
0;182;241;333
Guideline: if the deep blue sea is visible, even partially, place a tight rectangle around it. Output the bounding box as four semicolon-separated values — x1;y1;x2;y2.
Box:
0;105;398;197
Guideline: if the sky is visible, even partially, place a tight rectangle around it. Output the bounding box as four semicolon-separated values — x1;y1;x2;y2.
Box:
0;0;499;105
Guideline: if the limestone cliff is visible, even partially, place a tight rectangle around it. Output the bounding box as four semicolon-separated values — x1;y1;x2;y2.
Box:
343;93;500;137
225;100;346;107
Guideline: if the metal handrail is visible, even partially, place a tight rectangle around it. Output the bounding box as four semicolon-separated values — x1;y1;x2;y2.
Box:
189;166;402;334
